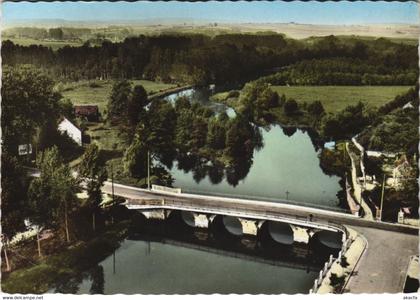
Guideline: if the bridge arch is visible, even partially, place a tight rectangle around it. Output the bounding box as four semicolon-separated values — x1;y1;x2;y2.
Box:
222;216;243;236
210;215;243;237
180;211;196;227
259;221;294;245
311;230;343;249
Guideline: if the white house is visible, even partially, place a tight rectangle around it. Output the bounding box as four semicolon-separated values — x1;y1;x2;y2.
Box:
58;117;82;146
403;102;414;110
324;141;335;150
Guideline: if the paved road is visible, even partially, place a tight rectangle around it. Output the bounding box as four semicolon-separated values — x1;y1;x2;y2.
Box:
345;226;419;293
346;142;374;220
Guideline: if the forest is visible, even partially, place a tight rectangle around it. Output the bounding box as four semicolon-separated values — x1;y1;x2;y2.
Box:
2;33;418;85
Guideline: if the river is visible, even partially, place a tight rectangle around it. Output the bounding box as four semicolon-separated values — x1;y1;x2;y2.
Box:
165;88;343;211
74;238;318;294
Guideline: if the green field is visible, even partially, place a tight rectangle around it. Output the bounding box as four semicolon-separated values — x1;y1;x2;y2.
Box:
60;80;177;115
5;38;83;51
270;86;411;113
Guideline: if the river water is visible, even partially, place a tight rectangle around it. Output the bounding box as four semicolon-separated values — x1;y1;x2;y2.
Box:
165;88;343;210
74;238;318;295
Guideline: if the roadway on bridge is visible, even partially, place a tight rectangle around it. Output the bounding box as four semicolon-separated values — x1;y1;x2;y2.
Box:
102;182;417;234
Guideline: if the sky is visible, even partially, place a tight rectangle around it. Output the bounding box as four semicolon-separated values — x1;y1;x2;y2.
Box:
2;1;419;25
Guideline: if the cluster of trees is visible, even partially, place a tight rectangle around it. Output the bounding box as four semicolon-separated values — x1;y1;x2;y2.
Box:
357;87;419;155
2;66;109;261
115;81;263;186
233;81;326;129
107;80;149;126
255;57;417;86
3;34;417;85
3;27;95;41
321;102;375;140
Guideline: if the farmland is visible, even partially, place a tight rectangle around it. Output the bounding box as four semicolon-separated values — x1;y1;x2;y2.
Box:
270;85;411;113
4;37;84;50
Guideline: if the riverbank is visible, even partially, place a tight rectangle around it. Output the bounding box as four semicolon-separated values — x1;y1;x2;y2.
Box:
2;220;130;294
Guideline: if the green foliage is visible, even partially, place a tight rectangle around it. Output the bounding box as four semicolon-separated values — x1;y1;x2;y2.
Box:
207;118;226;150
4;34;416;85
78;144;108;209
359;108;418;154
307;100;325;116
340;257;350;268
1;153;29;238
283;99;299;115
107;80;132;123
1;65;61;155
127;85;148;127
2;221;129;294
322;102;373;140
329;273;345;293
123;136;148;179
319;147;350;177
28;147;79;230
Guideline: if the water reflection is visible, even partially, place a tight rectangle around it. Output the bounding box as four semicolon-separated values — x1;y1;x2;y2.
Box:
159;87;345;210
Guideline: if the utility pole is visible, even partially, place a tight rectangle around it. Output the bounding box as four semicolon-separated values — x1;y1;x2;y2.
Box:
285;190;290;200
379;174;386;221
111;162;115;204
147;150;151;190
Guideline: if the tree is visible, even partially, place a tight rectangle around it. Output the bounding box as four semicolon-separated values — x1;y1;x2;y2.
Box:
123;135;148;179
207;117;226;150
2;66;61;156
28;147;79;254
1;153;29;239
49;28;64;40
283;99;299;115
78;144;108;231
307;100;325;116
127;85;148;127
107;80;131;123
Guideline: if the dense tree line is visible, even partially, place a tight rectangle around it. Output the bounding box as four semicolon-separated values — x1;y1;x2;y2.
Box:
3;34;417;85
254;56;417;86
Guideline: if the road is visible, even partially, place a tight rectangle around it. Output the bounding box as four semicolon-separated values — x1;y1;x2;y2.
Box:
346;142;374;220
102;181;417;235
345;226;418;293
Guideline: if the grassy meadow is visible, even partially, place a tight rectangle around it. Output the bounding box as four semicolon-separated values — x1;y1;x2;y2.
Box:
270;86;411;113
60;79;177;115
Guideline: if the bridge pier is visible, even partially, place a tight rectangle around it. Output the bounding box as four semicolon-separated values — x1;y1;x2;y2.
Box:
290;225;312;244
238;218;258;236
141;209;166;220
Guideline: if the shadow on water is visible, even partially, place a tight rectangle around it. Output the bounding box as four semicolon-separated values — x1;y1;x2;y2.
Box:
51;211;339;294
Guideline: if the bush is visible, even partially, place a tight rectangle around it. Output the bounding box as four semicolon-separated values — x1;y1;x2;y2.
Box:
329;272;345;293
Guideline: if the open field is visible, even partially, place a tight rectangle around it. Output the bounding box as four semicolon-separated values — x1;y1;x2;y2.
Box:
4;22;419;41
60;80;177;114
4;38;84;50
270;86;411;113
